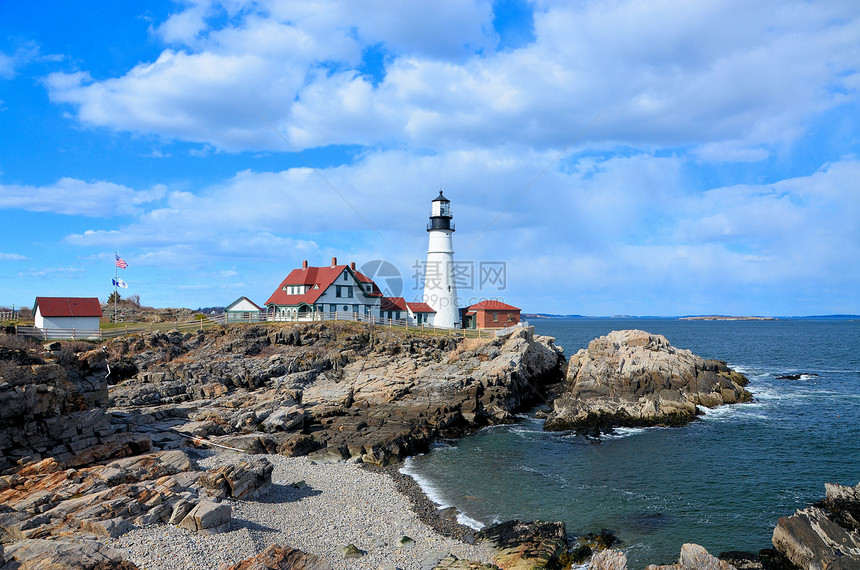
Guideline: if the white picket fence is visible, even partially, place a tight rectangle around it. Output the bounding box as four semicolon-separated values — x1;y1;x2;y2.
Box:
14;312;526;340
221;310;526;337
14;319;213;341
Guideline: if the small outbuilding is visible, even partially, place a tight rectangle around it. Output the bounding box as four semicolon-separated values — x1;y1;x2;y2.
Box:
33;297;102;339
225;296;264;323
463;300;521;329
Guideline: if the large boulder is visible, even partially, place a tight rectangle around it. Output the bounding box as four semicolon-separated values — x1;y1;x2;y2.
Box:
545;330;751;432
177;500;231;534
199;457;273;499
590;548;629;570
644;543;736;570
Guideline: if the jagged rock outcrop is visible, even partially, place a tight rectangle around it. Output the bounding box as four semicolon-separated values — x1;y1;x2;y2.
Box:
0;340;124;471
476;520;568;569
106;322;564;466
544;330;751;432
772;481;860;569
0;448;271;549
1;538;140;569
222;543;332;570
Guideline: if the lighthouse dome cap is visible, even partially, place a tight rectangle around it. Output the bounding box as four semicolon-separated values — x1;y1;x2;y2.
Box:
432;190;449;202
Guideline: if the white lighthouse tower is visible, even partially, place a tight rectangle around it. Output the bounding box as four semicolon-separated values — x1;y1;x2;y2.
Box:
423;191;460;328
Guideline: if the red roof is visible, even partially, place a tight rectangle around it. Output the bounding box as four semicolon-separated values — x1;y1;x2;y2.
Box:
265;264;382;307
467;300;521;312
381;297;408;311
35;297;102;318
406;302;436;313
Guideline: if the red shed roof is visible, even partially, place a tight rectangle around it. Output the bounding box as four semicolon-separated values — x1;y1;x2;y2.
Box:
34;297;102;317
467;300;521;312
265;264;382;307
406;302;436;313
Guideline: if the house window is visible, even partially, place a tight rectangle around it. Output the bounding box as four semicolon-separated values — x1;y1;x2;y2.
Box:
330;304;337;313
337;286;353;298
343;273;348;281
507;313;514;322
493;312;498;322
343;305;349;311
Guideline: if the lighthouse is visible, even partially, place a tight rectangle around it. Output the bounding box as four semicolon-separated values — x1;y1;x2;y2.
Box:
423;191;460;328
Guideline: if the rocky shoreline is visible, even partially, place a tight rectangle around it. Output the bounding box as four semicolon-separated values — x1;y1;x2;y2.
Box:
1;322;858;569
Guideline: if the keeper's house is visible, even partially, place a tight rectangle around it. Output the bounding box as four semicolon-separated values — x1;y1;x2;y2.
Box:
33;297;102;338
265;258;384;320
462;300;521;329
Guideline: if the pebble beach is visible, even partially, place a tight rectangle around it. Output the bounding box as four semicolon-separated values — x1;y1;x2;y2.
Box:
108;450;496;570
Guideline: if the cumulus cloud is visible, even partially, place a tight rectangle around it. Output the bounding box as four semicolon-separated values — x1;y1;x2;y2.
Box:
0;179;167;217
43;0;860;155
48;145;859;313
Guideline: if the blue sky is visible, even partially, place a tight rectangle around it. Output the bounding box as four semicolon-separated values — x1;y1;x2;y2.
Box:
1;0;858;317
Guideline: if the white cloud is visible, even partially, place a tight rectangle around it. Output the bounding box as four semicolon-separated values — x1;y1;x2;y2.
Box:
0;179;166;217
44;145;857;313
42;1;860;155
0;42;43;79
0;252;27;260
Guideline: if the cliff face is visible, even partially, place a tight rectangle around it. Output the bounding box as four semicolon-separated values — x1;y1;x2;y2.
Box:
0;341;150;473
544;329;751;432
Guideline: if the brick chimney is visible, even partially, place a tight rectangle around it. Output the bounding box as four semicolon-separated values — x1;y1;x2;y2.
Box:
350;261;356;270
331;257;337;267
302;260;308;270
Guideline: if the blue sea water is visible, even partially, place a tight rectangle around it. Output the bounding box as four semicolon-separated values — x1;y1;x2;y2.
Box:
403;318;860;568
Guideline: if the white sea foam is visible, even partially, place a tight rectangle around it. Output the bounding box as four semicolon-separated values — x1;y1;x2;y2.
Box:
602;426;648;439
456;512;486;530
698;404;737;417
399;460;453;510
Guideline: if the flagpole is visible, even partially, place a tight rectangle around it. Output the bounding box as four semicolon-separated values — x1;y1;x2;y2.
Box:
114;251;118;323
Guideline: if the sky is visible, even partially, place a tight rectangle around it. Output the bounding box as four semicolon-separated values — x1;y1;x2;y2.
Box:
1;0;859;317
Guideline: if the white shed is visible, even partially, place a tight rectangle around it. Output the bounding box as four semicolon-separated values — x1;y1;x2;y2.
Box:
225;296;264;322
33;297;102;339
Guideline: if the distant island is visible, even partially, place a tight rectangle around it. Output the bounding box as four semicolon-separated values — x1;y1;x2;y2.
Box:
679;316;777;321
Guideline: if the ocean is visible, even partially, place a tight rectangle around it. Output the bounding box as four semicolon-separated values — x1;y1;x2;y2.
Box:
402;318;860;568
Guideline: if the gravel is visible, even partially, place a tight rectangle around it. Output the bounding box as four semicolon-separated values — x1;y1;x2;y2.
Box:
108;451;496;570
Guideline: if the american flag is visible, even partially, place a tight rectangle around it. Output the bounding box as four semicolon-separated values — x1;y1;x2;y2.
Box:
115;255;128;269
